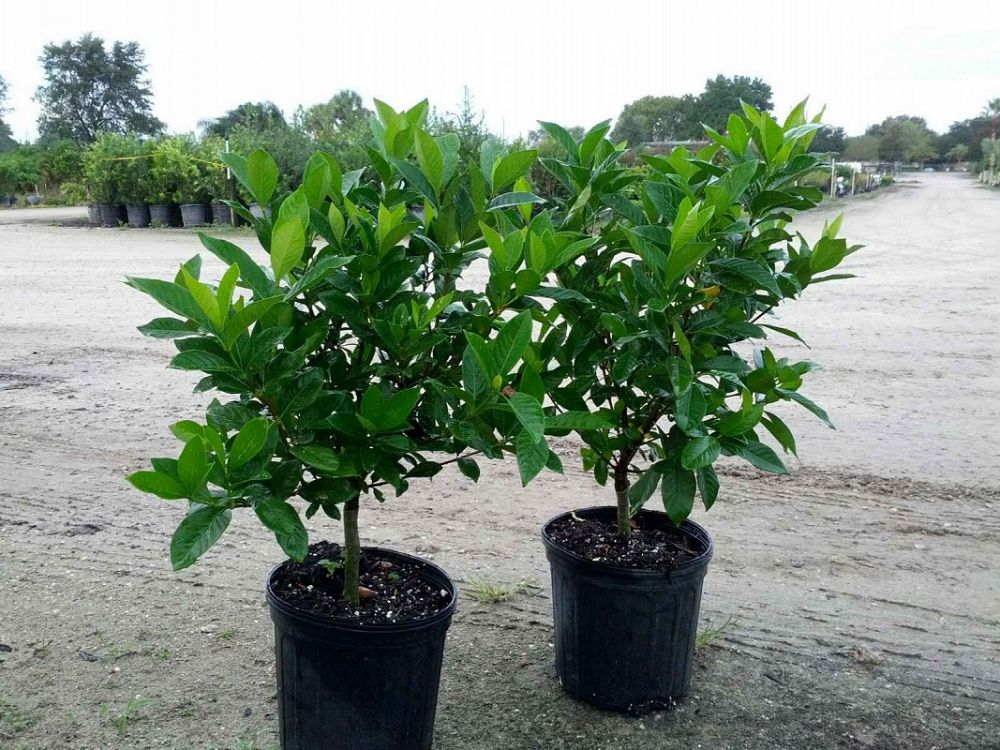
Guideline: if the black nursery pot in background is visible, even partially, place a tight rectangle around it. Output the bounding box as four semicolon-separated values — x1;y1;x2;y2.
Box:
179;202;208;227
266;548;458;750
149;203;172;227
98;203;124;227
210;202;232;226
542;507;713;713
125;204;151;228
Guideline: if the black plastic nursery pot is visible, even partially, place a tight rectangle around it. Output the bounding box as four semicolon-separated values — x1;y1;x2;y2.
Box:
266;547;458;750
210;202;232;226
125;204;151;228
149;203;172;227
179;202;209;227
98;203;124;227
542;506;713;713
87;203;101;225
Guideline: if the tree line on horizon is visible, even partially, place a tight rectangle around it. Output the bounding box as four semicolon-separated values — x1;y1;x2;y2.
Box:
0;33;996;199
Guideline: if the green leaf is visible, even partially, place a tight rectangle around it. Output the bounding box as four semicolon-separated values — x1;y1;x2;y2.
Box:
545;411;611;431
290;444;341;474
492;150;537;192
457;456;480;482
712;258;782;296
811;236;849;274
777;388;834;428
229;417;270;468
405;461;442;478
515;431;549;486
127;470;187;500
180;267;222;329
197;234;273;299
716;403;765;437
270;216;306;283
169;349;235;372
462;345;490;406
170;420;204;441
628;469;660;515
178;437;211;493
254;497;308;561
137;317;197;339
696;465;720;510
125;277;212;330
729;441;787;474
222;296;283;347
494;311;533;376
487;192;546;211
378;388;422;430
415;129;444;193
681;436;721;470
761;412;798;456
661;464;696;524
760;324;810;347
664;241;713;286
508;392;545;443
170;505;232;570
537;121;579;162
246;149;278;206
674;387;706;435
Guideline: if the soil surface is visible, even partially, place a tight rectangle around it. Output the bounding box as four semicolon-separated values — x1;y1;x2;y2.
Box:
271;542;452;624
546;513;702;570
1;176;999;750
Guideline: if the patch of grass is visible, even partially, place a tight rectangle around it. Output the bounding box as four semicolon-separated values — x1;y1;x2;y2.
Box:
144;644;171;661
97;632;137;660
464;575;532;604
695;614;739;653
0;694;38;737
218;628;237;642
101;695;153;736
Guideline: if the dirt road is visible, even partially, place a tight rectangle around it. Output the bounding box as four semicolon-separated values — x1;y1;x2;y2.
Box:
1;176;998;749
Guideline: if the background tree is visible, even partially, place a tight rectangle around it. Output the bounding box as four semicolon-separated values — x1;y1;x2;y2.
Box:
428;87;495;162
35;33;163;143
946;143;969;165
869;116;937;162
299;90;369;142
200;101;286;137
611;75;773;147
695;74;773;132
0;74;15;150
809;125;847;154
842;135;880;162
298;89;372;170
609;95;698;144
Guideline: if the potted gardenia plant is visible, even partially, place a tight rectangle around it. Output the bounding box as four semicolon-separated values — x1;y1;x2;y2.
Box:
127;100;562;749
172;136;212;227
199;134;232;225
515;102;860;712
124;138;153;228
148;137;182;227
83;133;131;226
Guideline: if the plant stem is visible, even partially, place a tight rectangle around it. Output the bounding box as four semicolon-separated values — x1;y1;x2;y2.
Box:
343;496;361;607
614;460;631;536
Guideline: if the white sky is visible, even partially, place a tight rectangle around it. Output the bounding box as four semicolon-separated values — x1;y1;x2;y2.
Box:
1;0;998;142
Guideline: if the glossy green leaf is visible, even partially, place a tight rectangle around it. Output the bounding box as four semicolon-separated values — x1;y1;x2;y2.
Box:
170;505;232;570
229;417;270;468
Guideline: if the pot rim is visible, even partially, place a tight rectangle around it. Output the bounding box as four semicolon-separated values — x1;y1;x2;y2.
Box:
265;545;458;635
541;506;713;577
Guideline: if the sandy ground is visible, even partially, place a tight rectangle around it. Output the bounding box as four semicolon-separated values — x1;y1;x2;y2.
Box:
1;176;998;750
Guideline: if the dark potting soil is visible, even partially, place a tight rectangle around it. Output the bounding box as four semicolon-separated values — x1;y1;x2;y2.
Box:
271;541;451;625
547;514;702;571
